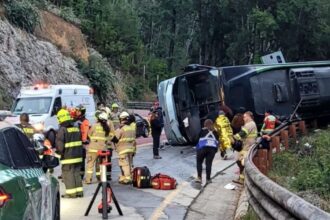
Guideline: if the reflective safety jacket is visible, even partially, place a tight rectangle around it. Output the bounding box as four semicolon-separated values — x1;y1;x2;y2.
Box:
78;118;90;143
88;123;114;153
110;112;120;130
261;115;279;134
115;124;136;155
18;123;35;141
214;114;233;150
234;120;257;150
56;124;83;165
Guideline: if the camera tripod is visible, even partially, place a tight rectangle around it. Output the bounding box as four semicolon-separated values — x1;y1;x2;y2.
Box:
84;150;123;219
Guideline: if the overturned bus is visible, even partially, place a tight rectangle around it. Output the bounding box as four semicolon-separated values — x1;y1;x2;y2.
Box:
158;61;330;145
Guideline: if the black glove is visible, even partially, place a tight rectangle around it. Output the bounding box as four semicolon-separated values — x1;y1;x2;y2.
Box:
111;136;119;144
82;140;90;145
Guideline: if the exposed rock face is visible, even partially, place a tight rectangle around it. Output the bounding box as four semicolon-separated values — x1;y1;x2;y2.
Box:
0;18;88;108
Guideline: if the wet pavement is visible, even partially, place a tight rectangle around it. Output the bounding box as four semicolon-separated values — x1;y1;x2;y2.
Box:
57;141;238;220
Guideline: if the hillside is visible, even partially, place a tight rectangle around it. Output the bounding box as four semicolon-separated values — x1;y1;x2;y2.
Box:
0;1;127;109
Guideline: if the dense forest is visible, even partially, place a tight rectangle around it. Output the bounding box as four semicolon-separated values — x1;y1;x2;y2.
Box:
5;0;330;98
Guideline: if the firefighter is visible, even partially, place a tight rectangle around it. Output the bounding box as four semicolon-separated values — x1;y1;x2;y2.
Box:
18;113;36;141
56;109;83;198
110;103;120;130
214;105;233;160
114;111;136;184
76;105;90;180
260;110;280;135
85;112;113;184
233;111;257;184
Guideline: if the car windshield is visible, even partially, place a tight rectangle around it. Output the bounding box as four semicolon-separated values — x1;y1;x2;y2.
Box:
12;97;52;115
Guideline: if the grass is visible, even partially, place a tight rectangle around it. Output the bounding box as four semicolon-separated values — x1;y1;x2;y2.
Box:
242;207;259;220
269;129;330;212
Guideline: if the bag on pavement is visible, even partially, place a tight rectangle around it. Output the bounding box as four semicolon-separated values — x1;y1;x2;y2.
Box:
132;166;152;188
151;173;177;190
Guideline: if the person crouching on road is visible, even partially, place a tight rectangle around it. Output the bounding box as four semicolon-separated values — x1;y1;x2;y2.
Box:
56;109;84;198
114;111;136;184
232;111;257;184
85;112;113;184
195;119;219;185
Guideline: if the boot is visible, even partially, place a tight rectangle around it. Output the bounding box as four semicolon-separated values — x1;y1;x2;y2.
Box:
61;194;77;199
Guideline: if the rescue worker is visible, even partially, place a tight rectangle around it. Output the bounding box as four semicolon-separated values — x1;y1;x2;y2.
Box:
114;111;136;184
110;103;120;130
85;112;113;184
259;110;281;149
18;113;36;141
56;109;83;198
260;110;280;135
150;109;163;159
195;119;219;185
214;105;233;160
76;105;90;180
233;111;257;184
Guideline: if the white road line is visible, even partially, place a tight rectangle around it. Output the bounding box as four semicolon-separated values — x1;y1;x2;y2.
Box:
149;181;189;220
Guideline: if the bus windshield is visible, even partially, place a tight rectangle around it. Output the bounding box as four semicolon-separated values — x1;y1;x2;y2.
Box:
12;97;52;115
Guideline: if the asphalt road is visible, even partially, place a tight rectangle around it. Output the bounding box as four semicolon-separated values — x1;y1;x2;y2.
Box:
55;139;236;220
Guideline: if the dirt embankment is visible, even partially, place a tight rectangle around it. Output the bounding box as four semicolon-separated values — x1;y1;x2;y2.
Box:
35;10;89;62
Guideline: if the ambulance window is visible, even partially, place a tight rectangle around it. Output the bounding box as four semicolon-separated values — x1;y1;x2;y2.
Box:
0;132;11;167
52;97;62;116
3;128;33;168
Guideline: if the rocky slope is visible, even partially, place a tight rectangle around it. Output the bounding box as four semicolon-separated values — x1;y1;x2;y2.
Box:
0;17;88;109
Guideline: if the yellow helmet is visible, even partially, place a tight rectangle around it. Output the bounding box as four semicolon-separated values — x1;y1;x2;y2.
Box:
119;111;130;119
112;103;119;109
57;109;71;123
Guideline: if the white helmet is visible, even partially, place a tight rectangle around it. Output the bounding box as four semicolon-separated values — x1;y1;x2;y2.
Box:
98;112;108;121
119;111;130;119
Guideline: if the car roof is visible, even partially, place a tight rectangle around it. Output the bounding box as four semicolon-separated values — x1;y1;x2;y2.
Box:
0;121;16;130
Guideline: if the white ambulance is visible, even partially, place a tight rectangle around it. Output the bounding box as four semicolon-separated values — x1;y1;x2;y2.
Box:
5;84;96;144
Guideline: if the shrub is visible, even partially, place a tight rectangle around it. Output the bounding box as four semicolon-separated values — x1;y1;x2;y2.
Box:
4;0;40;33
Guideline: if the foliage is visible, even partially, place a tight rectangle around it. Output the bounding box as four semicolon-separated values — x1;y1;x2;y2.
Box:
242;207;259;220
269;130;330;210
4;0;40;33
23;0;330;98
77;55;115;102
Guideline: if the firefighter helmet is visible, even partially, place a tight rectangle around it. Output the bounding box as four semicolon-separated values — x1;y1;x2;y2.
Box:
76;104;86;115
119;111;130;119
57;109;71;123
98;112;108;121
112;103;119;109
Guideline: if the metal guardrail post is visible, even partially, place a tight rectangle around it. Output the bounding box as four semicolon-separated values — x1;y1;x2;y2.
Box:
245;121;330;220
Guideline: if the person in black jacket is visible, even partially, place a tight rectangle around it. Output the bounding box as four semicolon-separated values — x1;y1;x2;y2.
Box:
150;108;163;159
195;119;219;184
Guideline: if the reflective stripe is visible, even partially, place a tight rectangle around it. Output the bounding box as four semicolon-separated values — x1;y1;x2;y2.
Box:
96;172;101;176
76;187;83;192
66;188;77;195
119;137;135;143
123;127;135;132
67;127;80;133
241;127;249;134
88;149;99;153
86;171;93;174
118;148;135;155
61;158;82;164
65;141;82;148
90;136;107;141
23;128;34;134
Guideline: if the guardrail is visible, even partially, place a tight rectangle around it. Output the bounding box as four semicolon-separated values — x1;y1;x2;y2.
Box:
126;102;153;110
245;121;330;220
